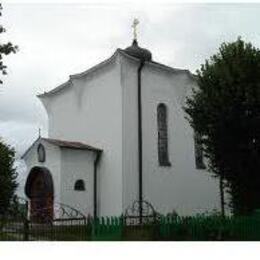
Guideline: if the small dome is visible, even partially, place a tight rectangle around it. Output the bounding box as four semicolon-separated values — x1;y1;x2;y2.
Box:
124;40;152;61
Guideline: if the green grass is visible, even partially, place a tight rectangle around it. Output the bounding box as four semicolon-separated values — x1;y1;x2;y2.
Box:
29;225;92;241
0;232;12;241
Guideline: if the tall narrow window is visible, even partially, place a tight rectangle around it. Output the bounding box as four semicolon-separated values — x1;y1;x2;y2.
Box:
194;132;206;169
157;103;171;166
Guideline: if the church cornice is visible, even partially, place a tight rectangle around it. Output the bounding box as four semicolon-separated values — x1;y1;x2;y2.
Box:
37;50;120;98
118;48;196;80
37;48;196;99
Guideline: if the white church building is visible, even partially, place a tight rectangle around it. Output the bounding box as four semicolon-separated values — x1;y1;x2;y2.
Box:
22;27;222;219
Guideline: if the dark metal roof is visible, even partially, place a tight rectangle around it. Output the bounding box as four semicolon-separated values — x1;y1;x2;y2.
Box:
42;138;102;152
21;137;102;159
124;39;152;61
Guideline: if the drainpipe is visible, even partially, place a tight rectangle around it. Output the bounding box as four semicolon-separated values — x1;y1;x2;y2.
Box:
94;151;102;219
137;60;145;223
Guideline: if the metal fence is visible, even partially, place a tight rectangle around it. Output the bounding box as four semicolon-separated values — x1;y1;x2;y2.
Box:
2;198;260;241
1;217;91;241
0;197;91;241
91;212;260;241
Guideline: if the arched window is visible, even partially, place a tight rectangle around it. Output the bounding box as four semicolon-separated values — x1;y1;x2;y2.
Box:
74;179;85;191
194;132;206;169
157;103;171;166
37;144;46;163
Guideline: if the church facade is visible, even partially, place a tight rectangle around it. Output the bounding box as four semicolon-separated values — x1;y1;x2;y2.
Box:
22;39;222;218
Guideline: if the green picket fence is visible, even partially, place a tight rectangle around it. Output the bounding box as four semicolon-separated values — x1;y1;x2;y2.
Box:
158;214;260;241
91;217;123;241
2;211;260;241
90;211;260;241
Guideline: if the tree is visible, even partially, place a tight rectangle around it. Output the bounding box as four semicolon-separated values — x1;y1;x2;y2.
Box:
0;3;18;84
0;3;18;214
185;37;260;215
0;140;18;214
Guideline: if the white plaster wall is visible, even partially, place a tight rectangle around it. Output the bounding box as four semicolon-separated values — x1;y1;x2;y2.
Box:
60;148;95;216
121;55;221;216
40;55;123;217
35;50;223;217
142;64;221;215
22;139;62;217
120;55;140;211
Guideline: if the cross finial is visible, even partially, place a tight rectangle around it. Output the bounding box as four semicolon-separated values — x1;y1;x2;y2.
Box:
38;127;41;138
132;18;139;41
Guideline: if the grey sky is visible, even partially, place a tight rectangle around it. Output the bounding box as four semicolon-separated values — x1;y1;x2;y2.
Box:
1;3;260;195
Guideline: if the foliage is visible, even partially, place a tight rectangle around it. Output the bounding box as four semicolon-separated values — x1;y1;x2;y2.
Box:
0;3;18;84
184;37;260;215
0;2;18;215
0;140;18;214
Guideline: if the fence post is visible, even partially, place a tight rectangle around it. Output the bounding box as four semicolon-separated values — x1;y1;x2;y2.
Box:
23;201;29;241
23;218;29;241
92;217;99;240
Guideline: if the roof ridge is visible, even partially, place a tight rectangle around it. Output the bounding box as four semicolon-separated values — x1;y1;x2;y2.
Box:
21;137;102;160
38;50;119;98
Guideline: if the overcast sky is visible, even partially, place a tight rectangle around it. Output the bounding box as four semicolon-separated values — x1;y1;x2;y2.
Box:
1;3;260;194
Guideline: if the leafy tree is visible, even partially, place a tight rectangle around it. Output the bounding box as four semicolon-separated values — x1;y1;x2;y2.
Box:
0;3;18;214
0;140;18;214
0;3;18;84
185;37;260;215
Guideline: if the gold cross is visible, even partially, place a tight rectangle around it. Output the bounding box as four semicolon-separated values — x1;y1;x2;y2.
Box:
132;18;139;40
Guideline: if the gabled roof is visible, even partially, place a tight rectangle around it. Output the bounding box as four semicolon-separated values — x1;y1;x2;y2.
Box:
118;49;196;79
37;50;120;98
21;137;102;160
37;48;196;99
42;138;102;152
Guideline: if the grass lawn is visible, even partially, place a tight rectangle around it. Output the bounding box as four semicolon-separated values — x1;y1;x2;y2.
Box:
0;221;91;241
0;232;12;241
29;225;91;241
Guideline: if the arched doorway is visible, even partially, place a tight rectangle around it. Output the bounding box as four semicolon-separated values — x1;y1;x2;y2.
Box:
25;166;54;222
